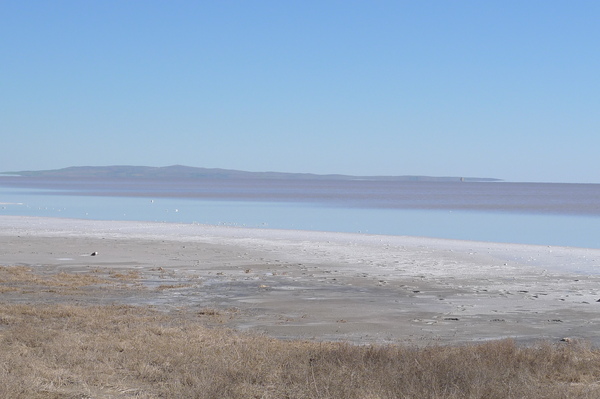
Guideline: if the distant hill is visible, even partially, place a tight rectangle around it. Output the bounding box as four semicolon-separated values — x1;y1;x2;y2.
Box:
2;165;501;182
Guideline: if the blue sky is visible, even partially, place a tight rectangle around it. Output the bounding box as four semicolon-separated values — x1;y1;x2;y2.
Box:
1;1;599;183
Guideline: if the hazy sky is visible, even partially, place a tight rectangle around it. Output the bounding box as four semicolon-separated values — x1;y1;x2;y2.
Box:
2;1;599;183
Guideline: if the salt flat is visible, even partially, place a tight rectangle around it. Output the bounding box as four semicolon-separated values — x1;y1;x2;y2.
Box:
1;215;600;345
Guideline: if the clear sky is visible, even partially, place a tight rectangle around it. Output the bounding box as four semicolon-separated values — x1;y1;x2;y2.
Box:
1;1;599;183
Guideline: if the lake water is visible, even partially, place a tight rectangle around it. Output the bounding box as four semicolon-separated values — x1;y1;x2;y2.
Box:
1;177;600;249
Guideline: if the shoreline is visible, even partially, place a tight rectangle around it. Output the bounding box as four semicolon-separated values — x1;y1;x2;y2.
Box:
2;215;600;345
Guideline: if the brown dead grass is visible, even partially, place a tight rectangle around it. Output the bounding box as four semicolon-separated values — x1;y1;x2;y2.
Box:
1;265;600;398
0;265;148;292
109;270;142;280
0;265;108;288
2;302;600;398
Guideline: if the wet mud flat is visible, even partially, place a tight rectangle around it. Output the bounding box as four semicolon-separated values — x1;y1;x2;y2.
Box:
2;216;600;345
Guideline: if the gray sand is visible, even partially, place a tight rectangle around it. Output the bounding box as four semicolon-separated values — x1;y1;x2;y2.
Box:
2;215;600;345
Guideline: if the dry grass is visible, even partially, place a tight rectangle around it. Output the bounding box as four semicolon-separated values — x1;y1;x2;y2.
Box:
109;270;142;280
2;303;600;399
2;265;600;398
0;265;109;288
0;265;146;292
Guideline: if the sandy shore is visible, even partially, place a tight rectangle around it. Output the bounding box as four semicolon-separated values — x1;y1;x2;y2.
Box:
1;215;600;345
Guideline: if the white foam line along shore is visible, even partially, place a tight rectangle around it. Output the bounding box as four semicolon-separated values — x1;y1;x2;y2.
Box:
2;215;600;345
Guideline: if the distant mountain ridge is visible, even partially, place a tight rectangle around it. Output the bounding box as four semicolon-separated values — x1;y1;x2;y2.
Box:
3;165;501;182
